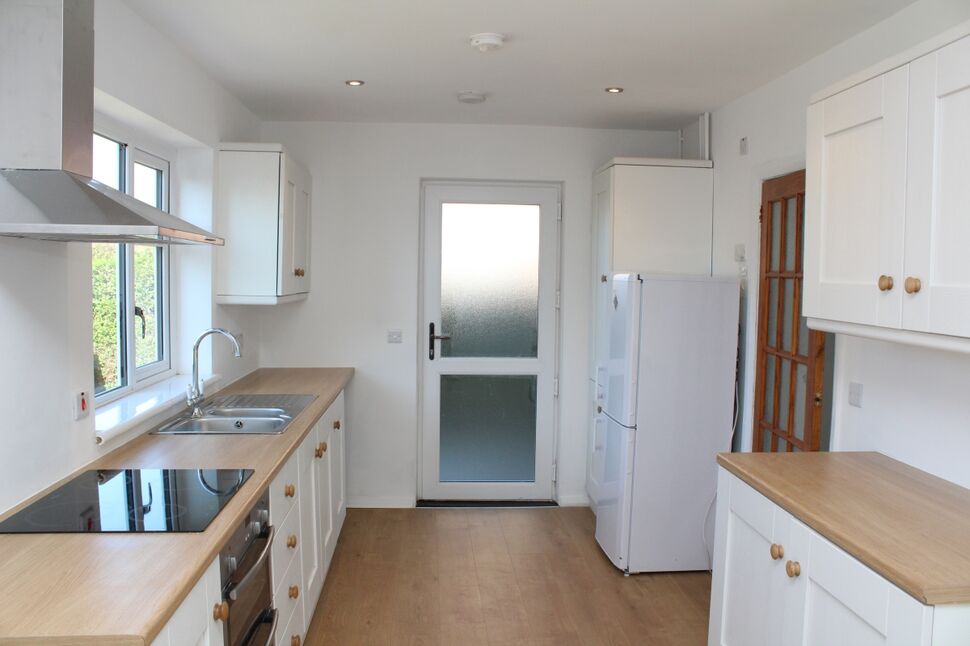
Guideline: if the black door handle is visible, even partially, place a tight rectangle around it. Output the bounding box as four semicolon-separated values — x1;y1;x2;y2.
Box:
428;322;451;360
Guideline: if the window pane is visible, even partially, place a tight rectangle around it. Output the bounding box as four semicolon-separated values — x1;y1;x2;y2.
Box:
134;245;164;368
92;134;123;190
440;203;540;358
132;162;162;208
93;243;125;394
439;374;537;482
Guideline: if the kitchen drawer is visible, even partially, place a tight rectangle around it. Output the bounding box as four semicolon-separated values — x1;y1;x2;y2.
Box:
270;451;300;524
277;592;306;646
274;555;305;646
271;498;302;594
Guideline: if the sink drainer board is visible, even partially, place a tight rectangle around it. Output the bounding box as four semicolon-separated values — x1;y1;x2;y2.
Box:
206;393;317;410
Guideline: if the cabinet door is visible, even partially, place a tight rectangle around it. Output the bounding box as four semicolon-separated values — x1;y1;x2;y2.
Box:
592;169;613;379
709;470;790;646
298;427;324;615
782;520;932;646
804;67;909;328
611;164;713;275
329;391;347;539
278;155;312;296
315;416;333;587
903;35;970;336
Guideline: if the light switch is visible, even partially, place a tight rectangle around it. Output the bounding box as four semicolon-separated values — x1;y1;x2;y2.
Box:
848;382;863;408
387;329;403;344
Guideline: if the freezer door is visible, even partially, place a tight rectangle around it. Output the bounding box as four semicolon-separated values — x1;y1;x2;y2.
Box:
594;416;636;571
603;274;641;426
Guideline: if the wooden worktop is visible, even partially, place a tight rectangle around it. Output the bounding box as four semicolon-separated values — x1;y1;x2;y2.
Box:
0;367;353;645
718;451;970;605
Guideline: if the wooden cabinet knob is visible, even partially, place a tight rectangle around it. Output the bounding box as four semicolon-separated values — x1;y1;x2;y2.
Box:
289;585;300;599
786;560;801;578
904;277;922;294
878;275;894;292
287;534;297;548
212;601;229;622
769;543;785;560
291;636;301;646
315;441;328;458
333;419;341;430
284;483;296;498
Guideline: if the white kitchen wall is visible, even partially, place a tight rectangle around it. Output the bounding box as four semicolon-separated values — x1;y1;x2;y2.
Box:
710;0;970;480
257;121;679;507
0;1;261;514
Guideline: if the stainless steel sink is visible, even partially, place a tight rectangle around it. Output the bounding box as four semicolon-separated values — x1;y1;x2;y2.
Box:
151;394;317;436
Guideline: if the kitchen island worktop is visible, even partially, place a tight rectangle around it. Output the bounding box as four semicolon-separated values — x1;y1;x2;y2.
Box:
0;367;352;645
718;451;970;605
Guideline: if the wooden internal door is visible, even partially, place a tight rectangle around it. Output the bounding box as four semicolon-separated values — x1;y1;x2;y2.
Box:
754;171;826;452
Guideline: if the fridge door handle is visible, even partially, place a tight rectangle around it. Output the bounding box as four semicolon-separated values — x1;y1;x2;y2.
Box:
428;322;451;360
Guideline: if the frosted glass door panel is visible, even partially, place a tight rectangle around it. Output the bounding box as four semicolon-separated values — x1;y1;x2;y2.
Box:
439;375;537;482
440;203;540;358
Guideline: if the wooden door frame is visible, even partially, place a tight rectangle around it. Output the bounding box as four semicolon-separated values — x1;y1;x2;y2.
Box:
753;170;825;452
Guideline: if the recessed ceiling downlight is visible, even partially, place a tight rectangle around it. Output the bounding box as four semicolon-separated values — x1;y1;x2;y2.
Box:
457;91;486;104
605;87;624;94
345;80;365;86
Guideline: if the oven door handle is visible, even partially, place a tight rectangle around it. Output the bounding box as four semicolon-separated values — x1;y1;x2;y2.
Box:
227;525;275;601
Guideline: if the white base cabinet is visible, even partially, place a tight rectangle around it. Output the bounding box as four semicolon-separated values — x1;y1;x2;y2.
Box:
709;469;970;646
150;557;224;646
269;390;347;646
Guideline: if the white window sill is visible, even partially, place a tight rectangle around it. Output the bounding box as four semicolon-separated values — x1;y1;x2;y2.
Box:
95;373;222;445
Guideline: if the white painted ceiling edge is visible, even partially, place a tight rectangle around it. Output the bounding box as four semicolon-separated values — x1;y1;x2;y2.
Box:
121;0;917;129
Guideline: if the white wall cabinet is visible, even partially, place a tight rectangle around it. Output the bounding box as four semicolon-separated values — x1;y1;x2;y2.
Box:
590;158;714;381
215;143;312;305
805;32;970;349
150;557;224;646
268;391;347;646
709;469;966;646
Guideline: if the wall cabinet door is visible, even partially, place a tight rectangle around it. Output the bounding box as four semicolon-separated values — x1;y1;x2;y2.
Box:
709;469;791;646
278;154;312;297
903;35;970;337
215;144;312;305
782;519;932;646
804;67;909;328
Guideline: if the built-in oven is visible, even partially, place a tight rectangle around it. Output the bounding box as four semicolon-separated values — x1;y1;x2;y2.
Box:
219;489;277;646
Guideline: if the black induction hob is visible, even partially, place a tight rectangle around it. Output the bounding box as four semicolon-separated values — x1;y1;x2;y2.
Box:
0;468;253;533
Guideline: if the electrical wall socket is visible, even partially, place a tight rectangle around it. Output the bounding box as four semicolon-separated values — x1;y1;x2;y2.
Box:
734;243;746;262
848;382;864;408
74;391;90;420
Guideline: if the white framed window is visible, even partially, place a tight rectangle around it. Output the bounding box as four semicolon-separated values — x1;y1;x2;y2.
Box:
92;132;173;402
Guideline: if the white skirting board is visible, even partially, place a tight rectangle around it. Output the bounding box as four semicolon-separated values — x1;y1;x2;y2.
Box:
347;495;417;508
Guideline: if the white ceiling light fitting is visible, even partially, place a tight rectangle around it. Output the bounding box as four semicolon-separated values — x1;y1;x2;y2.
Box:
345;80;365;86
457;91;487;104
605;87;624;94
469;32;505;52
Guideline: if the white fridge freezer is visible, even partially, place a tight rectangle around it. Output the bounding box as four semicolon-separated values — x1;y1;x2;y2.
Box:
593;274;739;573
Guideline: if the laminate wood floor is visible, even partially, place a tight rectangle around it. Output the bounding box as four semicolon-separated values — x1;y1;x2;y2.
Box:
305;507;711;645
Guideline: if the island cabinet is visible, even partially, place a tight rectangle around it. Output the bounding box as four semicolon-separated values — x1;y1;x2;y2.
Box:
804;28;970;351
709;453;970;646
215;143;312;305
268;390;347;646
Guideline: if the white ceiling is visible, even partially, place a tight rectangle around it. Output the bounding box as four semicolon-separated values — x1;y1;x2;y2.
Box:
124;0;916;130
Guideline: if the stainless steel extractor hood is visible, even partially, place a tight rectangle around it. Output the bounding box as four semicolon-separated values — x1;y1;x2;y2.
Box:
0;0;223;245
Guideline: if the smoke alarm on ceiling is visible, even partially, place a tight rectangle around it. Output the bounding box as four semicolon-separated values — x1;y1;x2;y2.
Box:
469;33;506;52
457;91;487;104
